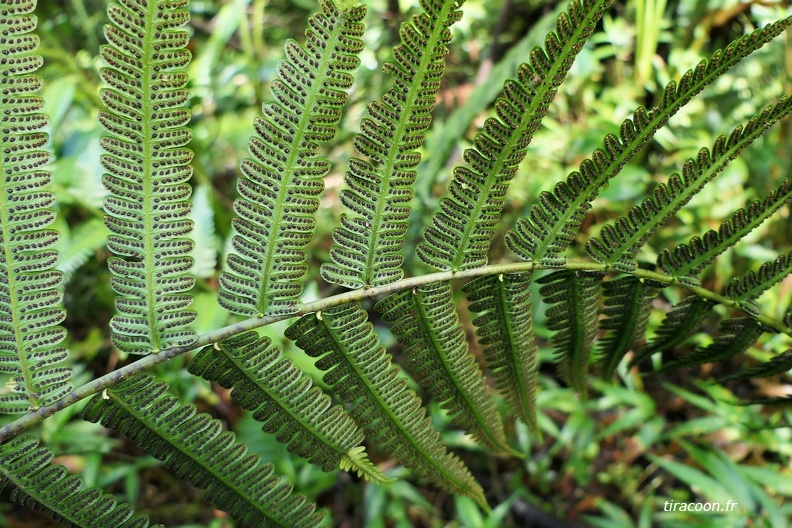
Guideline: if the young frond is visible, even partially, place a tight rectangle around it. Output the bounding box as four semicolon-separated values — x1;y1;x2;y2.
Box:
187;331;365;471
506;16;792;265
286;303;487;508
219;0;365;317
375;282;517;456
339;446;395;485
82;373;325;528
100;0;197;353
416;0;613;272
657;179;792;282
597;276;659;379
0;0;72;413
320;0;464;289
537;270;603;395
463;273;539;430
0;435;152;527
586;97;792;273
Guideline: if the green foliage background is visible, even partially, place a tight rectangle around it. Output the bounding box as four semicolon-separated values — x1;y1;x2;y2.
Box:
2;0;792;526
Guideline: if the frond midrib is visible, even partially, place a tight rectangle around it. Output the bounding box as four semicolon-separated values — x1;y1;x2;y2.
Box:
107;388;283;525
318;307;483;499
254;16;349;316
450;0;609;271
361;1;457;285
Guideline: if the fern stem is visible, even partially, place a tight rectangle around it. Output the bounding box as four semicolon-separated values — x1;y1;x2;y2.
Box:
2;259;790;443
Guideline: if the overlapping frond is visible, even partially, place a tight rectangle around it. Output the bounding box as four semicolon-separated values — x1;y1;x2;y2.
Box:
0;435;153;528
285;303;487;508
660;318;763;371
416;0;613;272
82;373;325;528
463;273;539;430
100;0;197;353
725;251;792;305
375;282;515;456
657;179;792;283
586;98;792;273
219;1;365;317
0;0;72;413
187;331;365;471
597;276;659;378
506;15;792;265
320;0;465;289
537;271;603;394
629;296;715;367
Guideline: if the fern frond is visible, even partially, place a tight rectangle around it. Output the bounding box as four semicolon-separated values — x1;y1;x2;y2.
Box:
187;331;364;471
82;373;326;528
657;179;792;282
55;217;109;283
0;435;153;527
659;318;763;371
586;98;792;273
724;251;792;304
537;271;603;395
339;446;395;485
415;0;613;272
629;296;715;367
506;16;792;265
718;348;792;383
0;0;72;413
100;0;197;353
597;276;659;379
218;1;365;317
321;0;465;289
286;303;488;508
462;273;539;430
375;282;516;456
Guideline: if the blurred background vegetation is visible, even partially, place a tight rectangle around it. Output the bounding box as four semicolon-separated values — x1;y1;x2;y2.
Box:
2;0;792;526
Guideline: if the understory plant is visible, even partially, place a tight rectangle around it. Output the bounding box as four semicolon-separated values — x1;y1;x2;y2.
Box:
0;0;791;526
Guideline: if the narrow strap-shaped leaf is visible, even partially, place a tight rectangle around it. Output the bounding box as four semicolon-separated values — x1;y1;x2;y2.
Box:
506;16;792;265
537;270;603;395
463;273;539;430
416;0;613;272
657;179;792;283
0;435;153;528
375;282;517;457
587;98;792;273
0;0;72;413
285;303;487;508
82;374;326;528
659;317;763;371
597;276;659;379
219;0;365;317
187;331;365;472
100;0;197;353
718;348;792;383
321;0;465;289
629;296;715;367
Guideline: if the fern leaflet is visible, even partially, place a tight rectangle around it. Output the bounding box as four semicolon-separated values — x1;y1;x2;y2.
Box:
375;282;516;456
657;179;792;282
718;348;792;383
0;0;72;413
187;331;366;472
0;435;153;527
586;97;792;273
100;0;197;353
82;373;325;528
597;276;659;378
286;303;488;508
219;0;365;317
321;0;465;288
506;16;792;265
659;318;763;371
416;0;613;272
463;273;539;430
537;270;603;395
